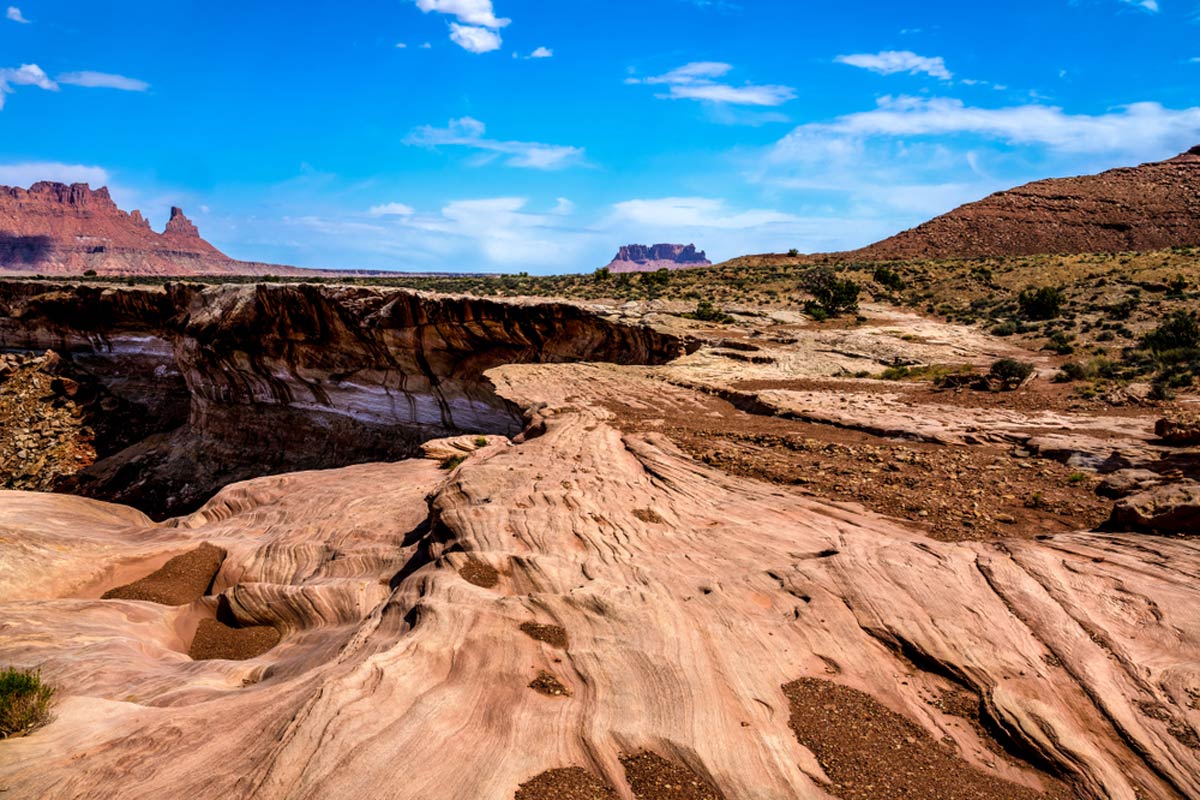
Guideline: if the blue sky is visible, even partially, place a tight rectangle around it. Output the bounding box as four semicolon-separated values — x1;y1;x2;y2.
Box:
1;0;1198;273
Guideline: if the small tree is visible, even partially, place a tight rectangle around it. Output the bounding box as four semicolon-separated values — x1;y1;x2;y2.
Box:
989;358;1034;389
1143;311;1200;357
804;267;860;317
593;267;611;282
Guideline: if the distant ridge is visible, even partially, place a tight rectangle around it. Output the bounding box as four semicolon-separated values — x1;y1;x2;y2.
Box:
604;243;712;273
0;182;312;277
849;147;1200;260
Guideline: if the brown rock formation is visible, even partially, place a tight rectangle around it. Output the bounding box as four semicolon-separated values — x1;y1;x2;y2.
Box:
605;244;712;273
852;147;1200;260
0;182;310;276
0;281;693;515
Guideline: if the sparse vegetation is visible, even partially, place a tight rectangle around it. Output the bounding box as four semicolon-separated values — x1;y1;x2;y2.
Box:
473;436;489;448
989;358;1034;389
0;667;55;738
684;298;734;324
439;455;467;470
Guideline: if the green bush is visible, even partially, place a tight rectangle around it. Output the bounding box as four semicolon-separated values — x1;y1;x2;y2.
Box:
1018;286;1065;320
593;267;611;282
0;667;55;738
688;299;734;324
1142;311;1200;357
439;455;467;471
872;265;905;291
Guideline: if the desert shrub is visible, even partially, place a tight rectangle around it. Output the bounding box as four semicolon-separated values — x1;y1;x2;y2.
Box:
872;265;905;291
1142;311;1200;358
687;299;734;324
0;667;55;738
1045;331;1076;355
1018;286;1065;320
787;248;800;257
880;365;911;380
641;268;670;288
593;267;611;282
82;269;97;277
473;436;489;448
439;455;466;471
990;321;1018;337
803;268;860;317
990;358;1034;387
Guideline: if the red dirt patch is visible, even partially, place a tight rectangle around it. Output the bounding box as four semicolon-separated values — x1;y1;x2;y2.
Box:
783;677;1073;800
619;752;723;800
604;392;1109;542
514;767;617;800
529;671;571;697
520;621;569;649
459;559;499;588
188;618;280;661
101;543;226;605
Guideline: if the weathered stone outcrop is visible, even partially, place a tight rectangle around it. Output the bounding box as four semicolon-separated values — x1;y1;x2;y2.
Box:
853;147;1200;260
604;243;712;273
0;182;310;276
0;281;691;514
0;364;1196;799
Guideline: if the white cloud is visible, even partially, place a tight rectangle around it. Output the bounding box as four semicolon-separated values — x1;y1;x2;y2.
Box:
396;42;408;48
529;46;553;58
420;42;433;49
551;197;575;215
405;117;585;169
416;0;508;52
448;23;502;53
0;64;57;109
6;6;29;23
0;161;110;186
1;64;56;90
610;196;799;230
629;61;795;107
57;71;150;91
778;95;1200;155
369;202;416;217
835;50;953;81
415;0;509;28
1121;0;1159;11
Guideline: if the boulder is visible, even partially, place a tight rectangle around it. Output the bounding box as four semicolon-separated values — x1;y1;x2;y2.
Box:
1109;481;1200;533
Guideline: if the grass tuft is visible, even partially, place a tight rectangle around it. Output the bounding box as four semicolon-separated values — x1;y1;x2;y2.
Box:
0;667;55;739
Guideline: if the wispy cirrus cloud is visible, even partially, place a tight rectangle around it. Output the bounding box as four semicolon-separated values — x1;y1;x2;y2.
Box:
628;62;795;107
835;50;952;81
6;6;29;23
1119;0;1159;12
57;71;150;91
415;0;509;53
405;117;585;169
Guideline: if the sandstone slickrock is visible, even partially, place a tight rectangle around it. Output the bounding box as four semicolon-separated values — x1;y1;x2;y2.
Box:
852;147;1200;260
0;363;1197;799
604;244;712;274
0;182;311;276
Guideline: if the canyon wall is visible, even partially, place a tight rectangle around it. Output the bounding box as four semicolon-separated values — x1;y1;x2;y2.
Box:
0;281;692;514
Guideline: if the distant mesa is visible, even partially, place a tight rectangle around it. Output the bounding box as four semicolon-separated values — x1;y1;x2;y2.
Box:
850;145;1200;261
0;182;308;277
604;243;712;274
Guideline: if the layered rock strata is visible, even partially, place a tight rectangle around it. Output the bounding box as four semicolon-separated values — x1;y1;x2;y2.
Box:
0;281;690;514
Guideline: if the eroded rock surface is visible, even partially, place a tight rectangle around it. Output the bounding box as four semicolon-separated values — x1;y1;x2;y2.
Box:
0;362;1196;800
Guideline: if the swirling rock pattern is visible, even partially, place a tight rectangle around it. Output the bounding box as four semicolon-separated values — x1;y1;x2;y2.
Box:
0;362;1197;799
